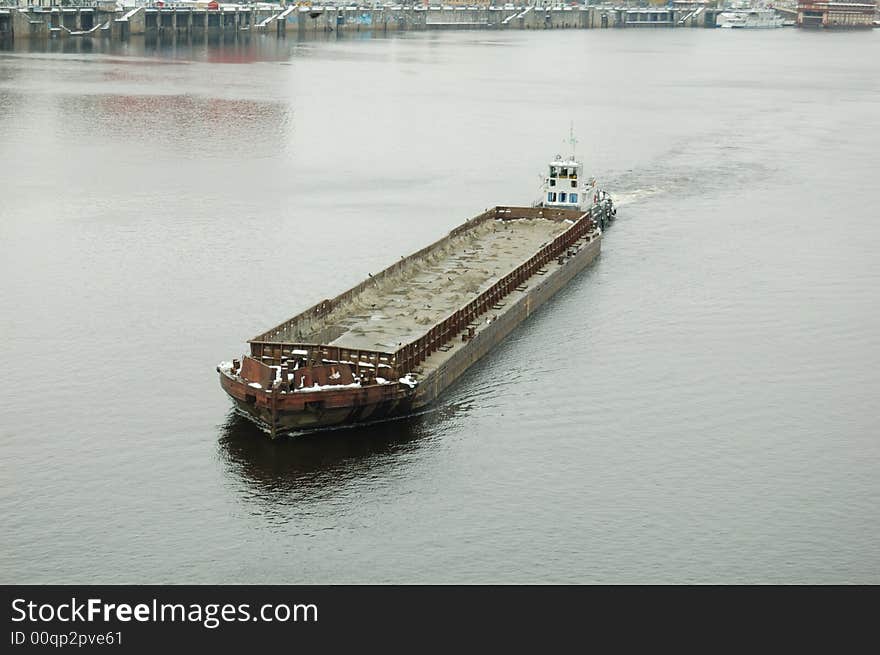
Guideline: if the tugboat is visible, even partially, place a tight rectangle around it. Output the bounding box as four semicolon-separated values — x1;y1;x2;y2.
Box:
537;127;616;230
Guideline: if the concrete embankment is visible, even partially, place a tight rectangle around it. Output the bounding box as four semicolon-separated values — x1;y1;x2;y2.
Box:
1;5;721;40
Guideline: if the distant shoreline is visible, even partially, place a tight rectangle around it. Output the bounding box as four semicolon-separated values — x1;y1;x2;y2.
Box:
2;3;875;42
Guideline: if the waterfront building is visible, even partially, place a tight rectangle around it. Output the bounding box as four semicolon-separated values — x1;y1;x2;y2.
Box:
797;0;876;27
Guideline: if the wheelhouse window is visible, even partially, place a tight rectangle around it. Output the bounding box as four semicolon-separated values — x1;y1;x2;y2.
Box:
550;167;557;178
550;179;556;187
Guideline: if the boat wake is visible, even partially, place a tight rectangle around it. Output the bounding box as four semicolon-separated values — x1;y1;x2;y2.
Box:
608;186;665;208
602;128;776;210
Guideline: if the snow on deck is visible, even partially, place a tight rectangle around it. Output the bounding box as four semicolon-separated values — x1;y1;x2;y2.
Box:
298;218;568;352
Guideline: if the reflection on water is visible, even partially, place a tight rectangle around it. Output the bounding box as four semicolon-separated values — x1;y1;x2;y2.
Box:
56;93;292;160
0;31;385;60
218;410;429;500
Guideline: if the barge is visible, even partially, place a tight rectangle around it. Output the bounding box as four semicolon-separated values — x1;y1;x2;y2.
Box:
218;153;615;437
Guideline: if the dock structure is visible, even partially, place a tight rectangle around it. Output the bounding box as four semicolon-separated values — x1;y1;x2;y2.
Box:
1;2;730;41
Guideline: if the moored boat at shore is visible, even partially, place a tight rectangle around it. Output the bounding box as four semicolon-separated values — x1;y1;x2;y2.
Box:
716;5;785;28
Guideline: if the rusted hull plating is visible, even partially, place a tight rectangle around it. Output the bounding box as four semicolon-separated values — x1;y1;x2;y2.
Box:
219;368;417;433
218;205;602;437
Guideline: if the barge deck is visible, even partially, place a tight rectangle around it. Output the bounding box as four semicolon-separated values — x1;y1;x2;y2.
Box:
278;216;570;352
218;205;603;436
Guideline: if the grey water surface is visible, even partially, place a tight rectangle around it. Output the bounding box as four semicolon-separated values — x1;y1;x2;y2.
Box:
1;28;878;583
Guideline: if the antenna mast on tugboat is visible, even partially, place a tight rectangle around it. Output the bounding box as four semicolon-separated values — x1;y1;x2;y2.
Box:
567;121;578;160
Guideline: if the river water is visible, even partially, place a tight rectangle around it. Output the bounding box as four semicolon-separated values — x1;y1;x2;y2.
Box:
1;28;878;583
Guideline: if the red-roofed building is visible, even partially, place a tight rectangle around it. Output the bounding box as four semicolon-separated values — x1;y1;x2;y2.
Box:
797;1;876;27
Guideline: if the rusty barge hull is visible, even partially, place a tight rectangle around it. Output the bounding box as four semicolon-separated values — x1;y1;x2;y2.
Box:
218;205;602;436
